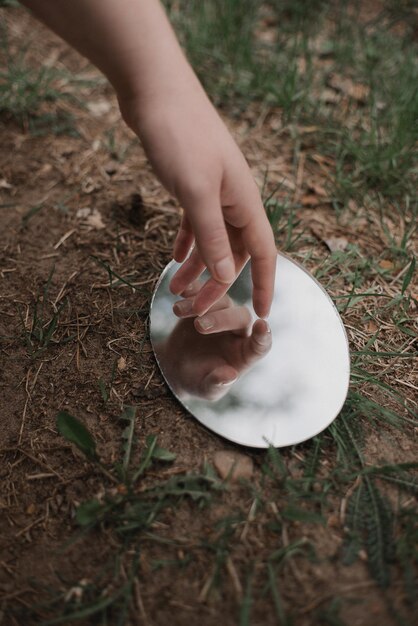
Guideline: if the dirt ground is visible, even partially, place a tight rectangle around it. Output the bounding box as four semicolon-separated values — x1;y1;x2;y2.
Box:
0;6;417;626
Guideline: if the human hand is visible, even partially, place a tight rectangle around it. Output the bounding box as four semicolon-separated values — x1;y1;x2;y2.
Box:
156;290;272;401
21;0;276;315
121;84;277;319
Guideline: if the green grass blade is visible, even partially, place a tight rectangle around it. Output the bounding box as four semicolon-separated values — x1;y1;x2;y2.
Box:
56;411;97;460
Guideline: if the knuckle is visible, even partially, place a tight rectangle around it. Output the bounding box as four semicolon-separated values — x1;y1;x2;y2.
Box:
206;224;228;245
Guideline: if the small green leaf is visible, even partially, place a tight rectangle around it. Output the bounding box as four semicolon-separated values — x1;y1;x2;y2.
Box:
56;411;97;460
76;499;103;526
120;405;137;422
202;462;218;481
131;435;176;483
152;445;176;462
131;435;157;482
401;256;416;295
266;446;287;480
120;406;136;472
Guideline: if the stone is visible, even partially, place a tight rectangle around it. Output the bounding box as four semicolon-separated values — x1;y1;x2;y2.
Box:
213;450;254;482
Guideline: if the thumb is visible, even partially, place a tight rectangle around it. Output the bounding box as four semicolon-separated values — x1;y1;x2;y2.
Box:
242;319;272;366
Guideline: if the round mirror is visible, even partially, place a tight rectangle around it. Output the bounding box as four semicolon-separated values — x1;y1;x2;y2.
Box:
150;254;350;448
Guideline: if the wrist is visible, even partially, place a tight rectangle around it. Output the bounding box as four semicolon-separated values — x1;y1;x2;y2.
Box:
117;69;205;135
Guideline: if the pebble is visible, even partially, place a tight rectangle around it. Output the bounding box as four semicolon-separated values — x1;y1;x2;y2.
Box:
213;450;254;482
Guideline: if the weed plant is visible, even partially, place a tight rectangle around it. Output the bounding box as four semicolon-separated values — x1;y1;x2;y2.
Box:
16;410;224;624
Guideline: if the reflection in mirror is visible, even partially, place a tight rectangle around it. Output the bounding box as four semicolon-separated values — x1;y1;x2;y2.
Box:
151;254;350;448
155;294;271;401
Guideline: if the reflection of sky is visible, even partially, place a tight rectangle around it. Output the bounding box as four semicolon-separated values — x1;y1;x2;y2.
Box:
150;256;350;448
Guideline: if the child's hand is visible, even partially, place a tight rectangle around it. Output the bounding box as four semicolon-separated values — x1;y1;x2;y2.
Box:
21;0;277;317
121;86;277;318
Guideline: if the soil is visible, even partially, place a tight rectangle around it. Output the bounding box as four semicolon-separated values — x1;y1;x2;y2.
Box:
0;7;416;626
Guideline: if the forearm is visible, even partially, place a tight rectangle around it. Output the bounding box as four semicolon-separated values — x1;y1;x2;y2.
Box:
20;0;203;106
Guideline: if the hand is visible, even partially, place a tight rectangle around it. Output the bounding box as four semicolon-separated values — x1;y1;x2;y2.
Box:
22;0;276;318
156;290;272;401
121;84;277;319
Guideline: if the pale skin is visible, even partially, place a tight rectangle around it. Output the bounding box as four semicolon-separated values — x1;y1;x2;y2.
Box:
21;0;277;318
158;293;272;400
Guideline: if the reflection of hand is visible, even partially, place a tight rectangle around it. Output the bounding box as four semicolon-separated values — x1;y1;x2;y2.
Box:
156;290;271;401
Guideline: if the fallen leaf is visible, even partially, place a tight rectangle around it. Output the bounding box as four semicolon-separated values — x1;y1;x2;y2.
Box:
366;320;378;333
0;178;12;189
319;88;341;104
307;181;328;197
87;99;112;117
310;223;325;240
81;177;100;194
117;356;127;371
325;237;348;252
327;514;340;528
379;259;394;270
311;153;336;167
85;210;105;230
328;73;370;102
301;194;321;206
297;125;320;134
76;207;105;229
76;207;91;219
255;26;277;44
37;163;53;175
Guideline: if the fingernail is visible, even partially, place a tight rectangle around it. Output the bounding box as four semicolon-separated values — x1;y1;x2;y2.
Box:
254;331;271;346
214;257;235;283
216;378;237;387
173;300;193;316
196;314;214;331
254;333;270;348
182;283;195;295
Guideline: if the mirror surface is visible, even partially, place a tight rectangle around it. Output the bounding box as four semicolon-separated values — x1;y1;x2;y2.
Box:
150;254;350;448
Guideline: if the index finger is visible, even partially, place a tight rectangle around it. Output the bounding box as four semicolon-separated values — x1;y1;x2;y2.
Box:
221;170;277;317
230;195;277;318
240;206;277;318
